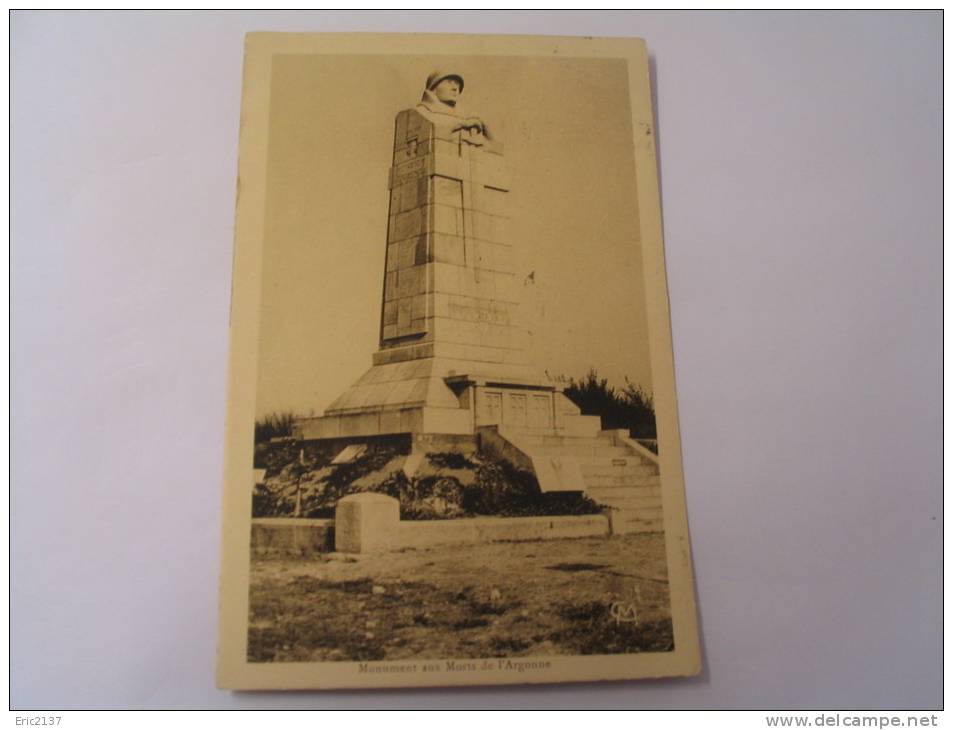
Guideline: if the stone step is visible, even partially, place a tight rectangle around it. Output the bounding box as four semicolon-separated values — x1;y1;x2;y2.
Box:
584;473;660;489
580;463;656;479
533;444;632;460
585;483;660;501
538;434;616;448
590;495;663;510
582;474;659;490
515;433;615;447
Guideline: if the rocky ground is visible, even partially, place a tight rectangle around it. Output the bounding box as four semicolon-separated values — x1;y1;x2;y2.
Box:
253;442;601;521
247;532;673;663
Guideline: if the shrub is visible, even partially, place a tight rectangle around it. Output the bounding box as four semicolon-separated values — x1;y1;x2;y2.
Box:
562;369;657;439
254;412;297;444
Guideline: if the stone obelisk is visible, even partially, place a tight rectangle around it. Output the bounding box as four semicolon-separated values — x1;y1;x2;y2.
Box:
296;71;588;446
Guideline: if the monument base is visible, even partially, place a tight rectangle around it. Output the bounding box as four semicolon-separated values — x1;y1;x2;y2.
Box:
292;353;594;443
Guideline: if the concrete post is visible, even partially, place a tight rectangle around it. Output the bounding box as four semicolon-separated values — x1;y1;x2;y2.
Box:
334;493;400;553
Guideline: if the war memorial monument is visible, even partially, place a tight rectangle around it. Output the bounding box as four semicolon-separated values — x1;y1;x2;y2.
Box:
292;71;662;534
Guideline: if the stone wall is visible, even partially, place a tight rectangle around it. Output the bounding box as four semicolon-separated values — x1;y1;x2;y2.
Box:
250;518;334;556
249;511;611;556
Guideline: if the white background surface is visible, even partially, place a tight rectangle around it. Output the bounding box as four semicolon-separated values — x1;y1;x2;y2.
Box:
10;11;942;710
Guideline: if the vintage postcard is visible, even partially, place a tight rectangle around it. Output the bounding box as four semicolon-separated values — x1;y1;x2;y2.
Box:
217;32;700;690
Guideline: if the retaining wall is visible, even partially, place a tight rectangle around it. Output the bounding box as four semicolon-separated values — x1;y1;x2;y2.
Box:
251;518;334;556
250;512;609;555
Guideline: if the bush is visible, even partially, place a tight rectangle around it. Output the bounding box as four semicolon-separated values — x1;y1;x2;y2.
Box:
562;369;657;439
254;412;297;444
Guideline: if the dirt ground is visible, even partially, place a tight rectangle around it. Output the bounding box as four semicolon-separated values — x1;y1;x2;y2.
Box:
248;533;674;662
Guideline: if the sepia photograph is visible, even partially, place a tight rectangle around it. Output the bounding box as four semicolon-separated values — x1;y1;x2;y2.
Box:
11;9;941;714
217;33;699;690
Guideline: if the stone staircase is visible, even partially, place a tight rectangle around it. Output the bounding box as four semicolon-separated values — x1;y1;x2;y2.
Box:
488;428;663;534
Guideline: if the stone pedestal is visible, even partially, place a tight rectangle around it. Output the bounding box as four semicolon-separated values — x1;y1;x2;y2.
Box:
334;493;400;553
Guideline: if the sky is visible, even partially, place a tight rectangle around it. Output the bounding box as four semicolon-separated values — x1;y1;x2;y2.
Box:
253;53;651;418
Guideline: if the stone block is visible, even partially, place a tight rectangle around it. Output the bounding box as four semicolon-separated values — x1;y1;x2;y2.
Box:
372;342;436;366
399;407;424;433
561;414;602;438
385;244;399;272
414;234;430;265
432;154;465;182
383;378;417;405
335;493;400;554
397;297;412;330
351;412;382;436
251;518;335;556
379;409;402;434
475;241;514;273
402;110;432;143
295;415;340;440
394;359;419;380
432;138;462;160
327;384;367;411
471;154;509;190
471;211;507;245
433;204;463;236
431;292;449;318
397;268;416;298
419;265;431;295
424;262;435;292
384;272;397;301
365;381;397;407
415;265;431;296
432;262;461;295
432;340;506;364
382;323;397;340
420;406;473;435
479;186;509;217
433;233;465;266
554;392;581;416
382;300;397;326
397;238;416;270
408;378;430;402
394;110;409;146
397;315;427;338
391;207;427;242
455;268;476;298
411;293;427;321
393;177;429;213
354;365;380;386
433;177;463;208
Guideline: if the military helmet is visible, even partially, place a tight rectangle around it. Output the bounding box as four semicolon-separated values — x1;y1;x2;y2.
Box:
425;71;464;92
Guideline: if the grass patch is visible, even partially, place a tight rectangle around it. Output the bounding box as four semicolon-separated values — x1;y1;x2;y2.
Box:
551;601;674;655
